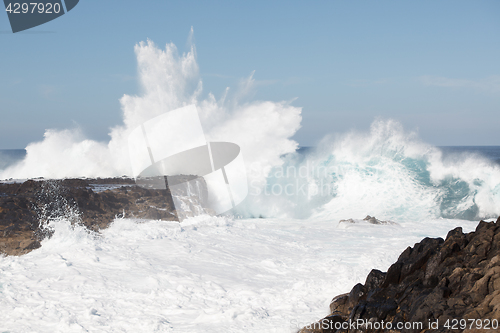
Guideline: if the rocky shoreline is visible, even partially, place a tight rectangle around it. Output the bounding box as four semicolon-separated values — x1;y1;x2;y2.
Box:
0;178;185;256
299;217;500;333
2;179;499;333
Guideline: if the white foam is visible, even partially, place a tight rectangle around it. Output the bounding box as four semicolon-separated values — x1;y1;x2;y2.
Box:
0;32;498;333
0;36;301;185
0;216;479;332
1;34;498;222
238;120;500;221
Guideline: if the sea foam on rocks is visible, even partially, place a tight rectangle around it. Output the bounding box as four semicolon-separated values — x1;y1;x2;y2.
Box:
300;217;500;333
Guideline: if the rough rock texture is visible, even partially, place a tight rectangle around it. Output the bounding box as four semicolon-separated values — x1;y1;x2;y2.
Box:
339;216;397;226
0;177;202;256
300;217;500;333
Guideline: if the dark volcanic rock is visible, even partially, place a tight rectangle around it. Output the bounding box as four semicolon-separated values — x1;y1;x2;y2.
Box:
0;177;204;256
300;217;500;333
338;216;397;226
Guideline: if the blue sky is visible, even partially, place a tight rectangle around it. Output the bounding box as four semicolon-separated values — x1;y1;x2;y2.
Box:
1;0;499;149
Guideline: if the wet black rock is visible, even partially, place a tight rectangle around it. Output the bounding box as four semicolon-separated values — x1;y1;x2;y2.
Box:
0;177;200;256
338;216;397;226
300;217;500;333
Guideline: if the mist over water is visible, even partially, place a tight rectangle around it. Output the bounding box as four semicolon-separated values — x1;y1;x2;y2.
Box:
0;35;499;222
1;35;500;333
0;36;301;186
239;120;500;222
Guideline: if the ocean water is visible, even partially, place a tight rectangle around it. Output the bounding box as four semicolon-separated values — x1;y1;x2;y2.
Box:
0;214;484;332
440;146;500;165
1;147;499;333
1;37;500;332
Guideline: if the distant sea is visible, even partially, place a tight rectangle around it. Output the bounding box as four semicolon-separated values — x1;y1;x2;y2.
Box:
439;146;500;165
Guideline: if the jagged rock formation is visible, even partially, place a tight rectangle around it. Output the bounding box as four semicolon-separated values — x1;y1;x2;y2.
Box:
0;177;207;256
339;215;398;226
300;217;500;333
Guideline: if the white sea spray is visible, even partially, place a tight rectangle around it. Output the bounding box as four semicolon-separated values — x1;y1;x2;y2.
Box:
0;215;480;332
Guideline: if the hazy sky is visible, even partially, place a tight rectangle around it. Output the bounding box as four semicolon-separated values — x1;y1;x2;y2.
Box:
1;0;499;149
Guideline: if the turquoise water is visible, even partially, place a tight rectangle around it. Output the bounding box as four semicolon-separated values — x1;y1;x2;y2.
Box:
2;146;500;221
258;145;500;221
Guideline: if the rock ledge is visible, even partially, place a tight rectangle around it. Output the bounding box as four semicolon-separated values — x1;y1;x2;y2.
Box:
300;217;500;333
0;178;191;256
